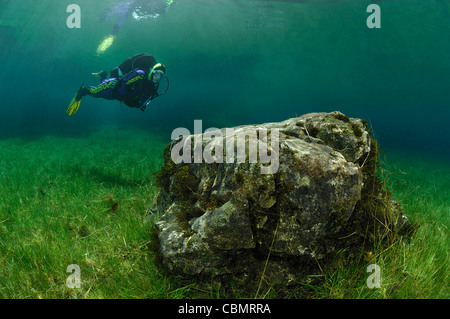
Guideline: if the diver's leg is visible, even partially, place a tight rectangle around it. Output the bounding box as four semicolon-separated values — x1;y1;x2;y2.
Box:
81;78;119;100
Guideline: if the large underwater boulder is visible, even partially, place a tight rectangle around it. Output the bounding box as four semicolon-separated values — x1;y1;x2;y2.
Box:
150;111;410;288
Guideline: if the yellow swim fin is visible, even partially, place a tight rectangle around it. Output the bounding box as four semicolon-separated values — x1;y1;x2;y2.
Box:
66;83;84;116
66;96;82;116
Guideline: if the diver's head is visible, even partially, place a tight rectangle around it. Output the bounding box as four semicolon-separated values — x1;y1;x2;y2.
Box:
149;63;166;83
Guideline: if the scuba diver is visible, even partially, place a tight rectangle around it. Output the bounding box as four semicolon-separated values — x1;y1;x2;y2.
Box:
105;0;174;34
66;53;168;116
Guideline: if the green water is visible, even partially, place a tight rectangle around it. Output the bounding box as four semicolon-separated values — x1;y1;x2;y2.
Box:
0;0;449;157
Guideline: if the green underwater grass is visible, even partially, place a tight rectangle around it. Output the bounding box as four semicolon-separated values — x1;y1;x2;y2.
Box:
0;127;448;299
0;126;178;298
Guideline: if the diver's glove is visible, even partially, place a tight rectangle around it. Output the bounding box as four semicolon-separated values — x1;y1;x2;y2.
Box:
92;71;108;81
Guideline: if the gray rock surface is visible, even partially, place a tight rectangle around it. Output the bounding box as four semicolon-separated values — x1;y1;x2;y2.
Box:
151;111;410;288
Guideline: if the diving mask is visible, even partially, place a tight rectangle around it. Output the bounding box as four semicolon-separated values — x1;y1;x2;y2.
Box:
149;63;166;83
